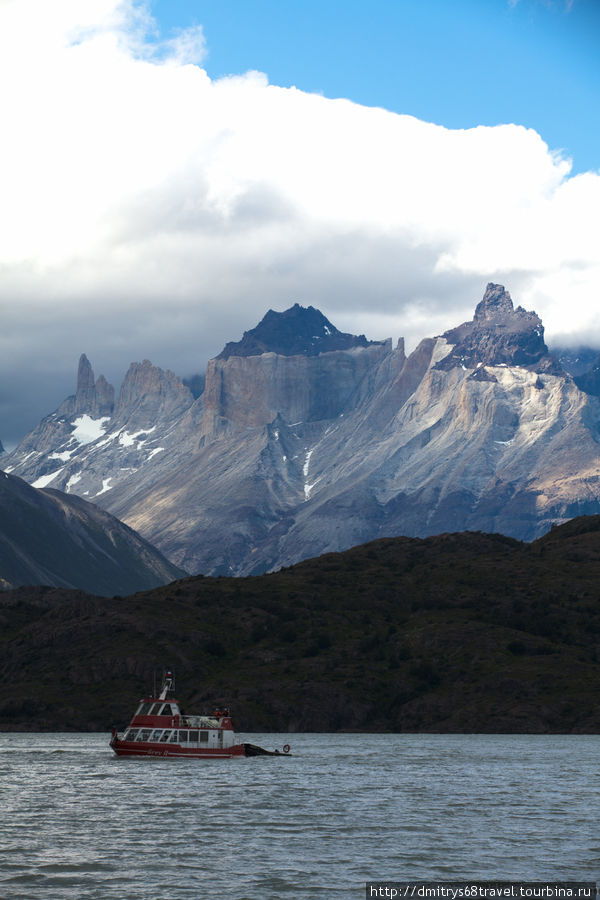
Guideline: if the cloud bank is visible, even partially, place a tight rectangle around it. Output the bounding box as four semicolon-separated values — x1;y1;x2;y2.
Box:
0;0;598;445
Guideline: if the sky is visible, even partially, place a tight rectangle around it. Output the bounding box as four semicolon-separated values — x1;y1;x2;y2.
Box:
1;0;599;448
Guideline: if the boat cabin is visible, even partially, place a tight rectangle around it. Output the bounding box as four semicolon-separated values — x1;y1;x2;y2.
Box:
124;672;235;751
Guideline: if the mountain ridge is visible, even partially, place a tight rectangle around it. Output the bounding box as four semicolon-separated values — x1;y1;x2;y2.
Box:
3;515;600;733
0;469;185;595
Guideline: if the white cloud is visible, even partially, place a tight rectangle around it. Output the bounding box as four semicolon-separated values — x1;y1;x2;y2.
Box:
0;0;598;444
508;1;577;10
160;25;207;66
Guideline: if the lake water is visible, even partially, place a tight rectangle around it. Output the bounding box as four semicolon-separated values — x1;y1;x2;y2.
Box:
0;733;598;899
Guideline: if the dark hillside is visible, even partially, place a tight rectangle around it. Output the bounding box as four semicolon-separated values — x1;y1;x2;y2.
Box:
2;518;600;733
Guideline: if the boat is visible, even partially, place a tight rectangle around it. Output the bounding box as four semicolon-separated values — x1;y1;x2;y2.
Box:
109;669;291;759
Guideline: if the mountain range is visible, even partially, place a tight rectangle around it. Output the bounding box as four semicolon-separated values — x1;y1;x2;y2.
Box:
5;283;600;576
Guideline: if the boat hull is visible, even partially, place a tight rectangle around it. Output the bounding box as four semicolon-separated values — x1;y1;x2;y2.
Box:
110;738;247;759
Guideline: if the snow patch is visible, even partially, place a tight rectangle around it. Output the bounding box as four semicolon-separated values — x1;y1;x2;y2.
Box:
50;450;74;462
119;426;156;448
303;449;315;500
71;415;110;445
4;466;14;473
147;447;165;461
305;480;321;499
303;448;313;478
66;472;82;492
95;478;113;496
32;468;64;488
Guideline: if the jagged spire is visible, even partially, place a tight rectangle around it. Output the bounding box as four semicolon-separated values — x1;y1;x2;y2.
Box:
474;283;515;321
74;354;115;416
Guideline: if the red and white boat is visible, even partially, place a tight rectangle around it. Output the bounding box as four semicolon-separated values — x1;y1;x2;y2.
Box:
109;670;290;759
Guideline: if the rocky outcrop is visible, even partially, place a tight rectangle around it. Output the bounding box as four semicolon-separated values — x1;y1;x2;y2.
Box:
0;470;185;595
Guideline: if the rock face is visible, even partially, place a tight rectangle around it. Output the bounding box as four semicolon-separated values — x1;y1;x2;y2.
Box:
0;470;185;595
203;342;390;433
6;287;600;576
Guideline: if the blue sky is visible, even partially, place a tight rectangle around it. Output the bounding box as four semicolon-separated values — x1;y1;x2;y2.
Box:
150;0;599;175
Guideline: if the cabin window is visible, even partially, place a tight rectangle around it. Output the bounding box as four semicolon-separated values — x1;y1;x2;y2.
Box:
160;704;173;716
189;731;199;742
138;729;151;741
178;731;189;742
168;731;178;742
137;703;152;716
149;703;162;715
151;730;163;741
159;731;170;742
125;729;138;741
199;731;209;743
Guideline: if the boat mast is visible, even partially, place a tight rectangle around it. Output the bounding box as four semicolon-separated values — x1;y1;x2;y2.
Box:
159;669;174;701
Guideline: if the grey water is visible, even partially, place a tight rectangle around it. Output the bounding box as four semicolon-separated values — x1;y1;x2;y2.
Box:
0;733;598;899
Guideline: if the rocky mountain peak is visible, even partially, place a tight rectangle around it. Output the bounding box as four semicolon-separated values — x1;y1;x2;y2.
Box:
74;353;97;414
57;354;115;418
437;283;559;372
117;359;185;401
217;303;382;359
114;360;194;428
474;283;517;322
77;353;95;393
94;375;115;417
